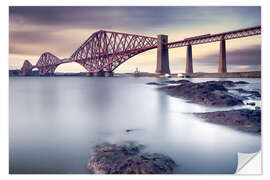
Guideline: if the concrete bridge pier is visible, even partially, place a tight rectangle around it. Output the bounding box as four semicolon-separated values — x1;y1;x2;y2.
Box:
218;39;227;73
185;45;193;74
156;35;170;74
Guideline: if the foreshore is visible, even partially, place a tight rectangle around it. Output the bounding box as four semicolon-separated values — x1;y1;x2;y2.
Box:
88;79;261;174
147;79;261;134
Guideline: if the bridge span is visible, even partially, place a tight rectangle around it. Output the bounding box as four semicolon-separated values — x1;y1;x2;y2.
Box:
21;26;261;76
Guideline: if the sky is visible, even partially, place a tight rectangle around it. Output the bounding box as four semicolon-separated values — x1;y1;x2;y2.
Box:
9;6;261;73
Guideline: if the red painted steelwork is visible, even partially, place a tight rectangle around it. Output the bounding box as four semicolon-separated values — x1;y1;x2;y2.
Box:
167;25;261;48
24;25;261;75
70;30;158;72
34;52;62;75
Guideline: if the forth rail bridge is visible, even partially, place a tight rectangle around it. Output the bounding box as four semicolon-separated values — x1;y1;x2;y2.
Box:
21;25;261;76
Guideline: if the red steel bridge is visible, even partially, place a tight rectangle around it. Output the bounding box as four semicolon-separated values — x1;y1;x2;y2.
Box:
21;25;261;76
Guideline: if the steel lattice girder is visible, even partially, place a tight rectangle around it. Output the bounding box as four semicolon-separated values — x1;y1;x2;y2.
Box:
35;52;62;75
29;26;261;75
167;26;261;48
70;30;158;72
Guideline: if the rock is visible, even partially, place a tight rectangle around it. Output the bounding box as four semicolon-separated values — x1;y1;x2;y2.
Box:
160;81;244;106
88;142;176;174
195;109;261;134
207;80;236;87
255;106;261;110
146;82;164;86
246;102;256;106
125;129;136;133
235;81;249;84
233;88;261;98
164;80;191;84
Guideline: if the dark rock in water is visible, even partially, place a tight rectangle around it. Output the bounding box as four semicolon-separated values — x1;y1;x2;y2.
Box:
88;142;176;174
246;102;256;106
195;109;261;134
160;81;244;106
164;79;191;84
146;82;164;86
207;80;236;87
233;88;261;98
255;106;261;110
125;129;136;133
235;81;249;84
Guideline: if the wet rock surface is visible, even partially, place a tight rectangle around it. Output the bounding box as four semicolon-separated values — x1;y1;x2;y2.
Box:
164;79;191;84
195;109;261;134
146;82;164;86
147;79;261;134
235;81;249;85
160;80;246;106
88;142;176;174
125;129;138;133
231;88;261;98
246;102;256;106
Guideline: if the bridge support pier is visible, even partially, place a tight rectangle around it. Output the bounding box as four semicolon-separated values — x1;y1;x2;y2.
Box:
185;45;193;74
86;72;94;77
88;71;113;77
218;39;227;73
156;35;170;74
93;71;105;77
105;72;114;77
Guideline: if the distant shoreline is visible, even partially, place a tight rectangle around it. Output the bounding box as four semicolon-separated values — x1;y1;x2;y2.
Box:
179;71;261;78
168;71;261;78
9;70;261;78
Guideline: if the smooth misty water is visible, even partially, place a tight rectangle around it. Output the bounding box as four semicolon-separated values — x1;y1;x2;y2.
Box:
9;77;261;174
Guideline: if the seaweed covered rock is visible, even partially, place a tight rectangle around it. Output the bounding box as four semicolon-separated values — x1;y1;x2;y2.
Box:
88;142;176;174
160;81;244;106
195;109;261;134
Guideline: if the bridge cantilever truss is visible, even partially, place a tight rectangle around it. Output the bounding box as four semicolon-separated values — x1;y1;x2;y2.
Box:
21;25;261;75
33;52;62;75
22;30;158;75
70;30;158;72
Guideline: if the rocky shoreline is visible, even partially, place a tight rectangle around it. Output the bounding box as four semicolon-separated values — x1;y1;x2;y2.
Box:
195;109;261;134
159;80;252;107
87;79;261;174
147;79;261;134
88;142;176;174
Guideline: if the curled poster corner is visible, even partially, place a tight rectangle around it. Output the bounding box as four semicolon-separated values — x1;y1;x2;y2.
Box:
235;151;262;174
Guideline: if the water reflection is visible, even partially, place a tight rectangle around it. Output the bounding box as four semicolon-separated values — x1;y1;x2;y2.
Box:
9;77;261;174
156;79;169;131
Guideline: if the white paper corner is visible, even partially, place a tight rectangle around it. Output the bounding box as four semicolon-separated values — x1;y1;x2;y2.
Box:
235;151;262;175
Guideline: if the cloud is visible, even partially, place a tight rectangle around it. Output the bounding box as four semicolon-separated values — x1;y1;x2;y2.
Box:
9;6;261;33
197;45;261;66
9;28;96;57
